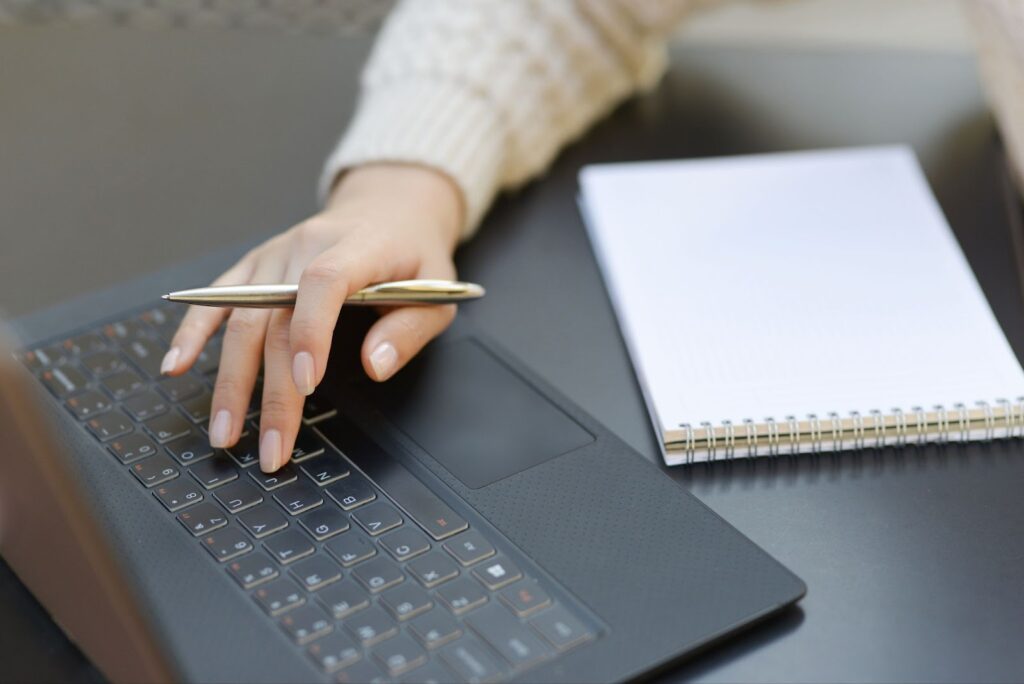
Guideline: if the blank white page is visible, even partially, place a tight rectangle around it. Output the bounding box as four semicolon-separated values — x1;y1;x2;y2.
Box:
580;146;1024;464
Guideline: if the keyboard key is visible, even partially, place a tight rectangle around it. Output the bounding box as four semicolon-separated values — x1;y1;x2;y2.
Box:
528;606;594;652
399;661;457;684
86;410;134;441
123;337;166;377
247;468;297;496
121;390;169;422
65;390;112;420
179;390;212;423
164;433;215;466
379;527;431;562
372;634;428;678
362;462;468;541
280;603;333;645
237;503;289;538
335;658;386;684
436;577;488;616
253;578;305;616
443;531;496;567
40;365;88;398
273;481;324;516
189;455;239;489
193;339;220;375
352;501;403;537
408;609;463;650
100;369;145;400
227;551;279;589
214;479;264;513
472;556;522;591
498;580;551;618
325;531;377;567
35;342;73;367
300;452;350;486
144;411;192;443
201;525;254;563
326;473;376;511
129;454;179;488
289;555;342;591
140;307;180;342
465;604;550;669
301;394;336;425
263;528;315;565
80;350;127;378
64;332;106;357
102;319;151;343
153;478;204;512
353;556;404;594
108;433;159;463
346;605;398;647
291;428;327;462
308;631;360;674
380;582;433;621
226;431;259;468
156;373;203;402
299;506;350;541
177;502;228;536
440;636;506;683
318;581;370;620
407;551;460;589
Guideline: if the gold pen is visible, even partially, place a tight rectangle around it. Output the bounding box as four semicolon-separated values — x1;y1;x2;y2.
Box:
162;279;485;308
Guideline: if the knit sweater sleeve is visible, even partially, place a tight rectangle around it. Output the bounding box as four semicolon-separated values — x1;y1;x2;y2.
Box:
318;0;711;238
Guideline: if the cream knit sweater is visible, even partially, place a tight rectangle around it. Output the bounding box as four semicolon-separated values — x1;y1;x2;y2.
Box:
322;0;1024;238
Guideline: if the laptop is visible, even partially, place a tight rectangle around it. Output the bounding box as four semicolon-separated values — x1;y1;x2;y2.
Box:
0;245;805;683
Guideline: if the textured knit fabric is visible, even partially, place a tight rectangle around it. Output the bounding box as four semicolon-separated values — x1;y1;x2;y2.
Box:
322;0;1024;238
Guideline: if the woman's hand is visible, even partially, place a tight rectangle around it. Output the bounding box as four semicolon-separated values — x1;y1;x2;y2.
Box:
160;163;463;472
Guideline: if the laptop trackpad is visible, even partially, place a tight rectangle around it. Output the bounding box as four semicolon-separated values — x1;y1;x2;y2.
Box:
362;338;593;489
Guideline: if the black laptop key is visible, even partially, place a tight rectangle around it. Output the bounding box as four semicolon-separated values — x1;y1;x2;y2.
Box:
179;390;212;423
123;337;166;377
101;369;145;400
193;339;221;375
307;630;361;673
121;389;169;422
472;556;522;591
408;608;463;650
237;503;289;538
249;462;298;490
380;582;433;621
440;636;507;683
86;410;133;442
325;530;377;567
164;433;214;466
372;634;428;678
436;577;488;616
65;389;112;420
102;319;151;343
498;580;551;618
154;478;204;512
80;350;127;378
156;373;203;402
140;307;180;342
108;432;159;464
407;551;460;589
465;604;550;669
213;479;263;513
360;461;469;541
280;603;333;645
273;480;323;516
144;411;192;443
40;365;88;398
177;502;228;536
299;452;350;486
65;332;106;357
299;505;350;540
335;658;386;684
253;578;305;616
263;528;315;565
289;555;342;591
528;606;594;652
399;661;458;684
326;472;377;510
443;530;496;567
227;551;279;589
379;527;431;562
352;501;403;536
226;430;260;468
346;605;398;647
201;525;254;563
318;581;370;619
301;393;336;425
189;455;239;489
291;428;327;462
353;556;404;594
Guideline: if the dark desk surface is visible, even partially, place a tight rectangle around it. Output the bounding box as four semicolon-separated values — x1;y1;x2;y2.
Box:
3;24;1024;684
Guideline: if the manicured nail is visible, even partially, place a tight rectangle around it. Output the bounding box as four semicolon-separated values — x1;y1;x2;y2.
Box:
260;429;282;473
208;409;232;448
292;351;316;396
369;341;398;381
160;346;180;375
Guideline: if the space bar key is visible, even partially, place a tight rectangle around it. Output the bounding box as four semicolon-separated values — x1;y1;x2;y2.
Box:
369;463;469;540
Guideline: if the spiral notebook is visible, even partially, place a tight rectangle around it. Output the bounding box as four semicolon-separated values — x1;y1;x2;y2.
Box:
579;146;1024;465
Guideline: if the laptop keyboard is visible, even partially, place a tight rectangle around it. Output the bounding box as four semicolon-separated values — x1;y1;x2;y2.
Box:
21;304;597;683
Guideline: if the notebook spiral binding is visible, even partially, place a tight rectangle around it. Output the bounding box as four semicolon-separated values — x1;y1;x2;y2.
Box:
673;398;1024;462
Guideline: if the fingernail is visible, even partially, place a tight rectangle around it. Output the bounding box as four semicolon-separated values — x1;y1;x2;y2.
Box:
292;351;316;396
260;429;282;473
160;347;180;375
369;341;398;381
209;409;232;448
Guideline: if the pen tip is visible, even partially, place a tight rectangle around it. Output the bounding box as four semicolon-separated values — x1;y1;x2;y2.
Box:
161;294;170;300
